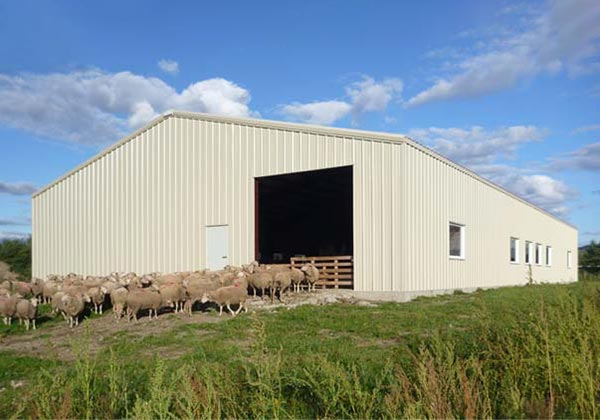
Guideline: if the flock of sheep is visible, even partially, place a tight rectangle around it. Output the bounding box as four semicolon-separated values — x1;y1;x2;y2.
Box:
0;261;320;329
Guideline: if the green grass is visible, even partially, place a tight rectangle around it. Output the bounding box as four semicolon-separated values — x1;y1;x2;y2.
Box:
2;281;600;418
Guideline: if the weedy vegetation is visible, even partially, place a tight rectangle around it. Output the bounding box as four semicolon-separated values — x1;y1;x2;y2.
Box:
2;280;600;418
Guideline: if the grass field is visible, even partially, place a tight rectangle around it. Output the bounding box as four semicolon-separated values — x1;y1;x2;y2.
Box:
1;280;600;418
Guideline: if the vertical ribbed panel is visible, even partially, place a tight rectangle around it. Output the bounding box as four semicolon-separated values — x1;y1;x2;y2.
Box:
398;143;578;292
31;114;578;291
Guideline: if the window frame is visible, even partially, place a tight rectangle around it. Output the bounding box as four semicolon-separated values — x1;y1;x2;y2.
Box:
525;241;533;264
535;243;543;266
448;222;465;260
567;251;572;269
510;237;520;264
546;246;552;267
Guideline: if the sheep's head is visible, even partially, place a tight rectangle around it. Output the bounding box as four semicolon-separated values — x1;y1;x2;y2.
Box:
200;293;211;304
83;294;92;303
30;297;39;307
100;286;108;295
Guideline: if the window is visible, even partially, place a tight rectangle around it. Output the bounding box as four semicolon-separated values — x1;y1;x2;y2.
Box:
510;237;519;263
449;222;465;259
567;251;572;269
535;243;543;265
546;246;552;267
525;241;533;264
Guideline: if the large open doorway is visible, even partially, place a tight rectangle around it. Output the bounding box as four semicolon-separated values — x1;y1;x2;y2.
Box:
255;166;353;265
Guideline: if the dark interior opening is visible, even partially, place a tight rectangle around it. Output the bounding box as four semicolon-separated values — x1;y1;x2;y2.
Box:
255;166;353;264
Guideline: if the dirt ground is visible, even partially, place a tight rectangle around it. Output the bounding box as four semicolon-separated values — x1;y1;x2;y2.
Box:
0;289;376;361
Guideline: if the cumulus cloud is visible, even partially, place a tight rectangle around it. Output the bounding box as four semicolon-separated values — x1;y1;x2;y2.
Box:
408;125;574;217
0;181;37;196
551;141;600;172
408;125;545;166
279;76;402;125
407;0;600;106
0;70;254;145
158;59;179;75
473;165;576;218
279;101;352;125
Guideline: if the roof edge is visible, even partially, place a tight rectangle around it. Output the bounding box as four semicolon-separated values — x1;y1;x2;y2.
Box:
32;110;576;231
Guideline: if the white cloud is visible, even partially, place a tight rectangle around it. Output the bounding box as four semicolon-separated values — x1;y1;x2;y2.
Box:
0;70;254;145
471;165;576;218
0;218;28;226
407;0;600;107
408;125;574;217
279;101;352;125
345;77;403;115
0;231;29;242
571;124;600;135
551;141;600;172
279;76;402;125
0;181;37;196
158;59;179;75
408;125;545;166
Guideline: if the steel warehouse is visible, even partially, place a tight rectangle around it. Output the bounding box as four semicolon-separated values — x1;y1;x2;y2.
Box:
32;111;578;299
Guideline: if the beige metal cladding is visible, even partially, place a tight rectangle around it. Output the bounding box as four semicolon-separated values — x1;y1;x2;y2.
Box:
32;111;578;292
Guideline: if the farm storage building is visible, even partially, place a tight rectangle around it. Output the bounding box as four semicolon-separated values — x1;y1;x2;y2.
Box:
32;111;578;299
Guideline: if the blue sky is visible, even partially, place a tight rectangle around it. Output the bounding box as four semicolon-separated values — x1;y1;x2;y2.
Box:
0;0;599;245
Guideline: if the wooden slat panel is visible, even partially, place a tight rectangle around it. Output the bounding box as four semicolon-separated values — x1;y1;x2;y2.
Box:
290;255;353;289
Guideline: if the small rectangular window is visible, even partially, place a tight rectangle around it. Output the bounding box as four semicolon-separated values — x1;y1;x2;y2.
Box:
525;241;533;264
449;222;465;259
535;244;543;265
510;237;519;263
567;251;572;269
546;246;552;267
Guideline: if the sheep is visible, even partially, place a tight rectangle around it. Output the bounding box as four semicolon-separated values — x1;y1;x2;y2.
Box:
158;283;186;313
290;268;304;292
201;285;248;316
125;288;163;321
12;281;32;297
247;271;274;298
301;264;320;292
155;273;185;286
110;287;129;320
62;294;90;328
0;287;10;297
218;270;248;287
15;298;39;330
182;277;221;316
50;291;68;319
88;286;106;314
42;281;60;304
271;270;292;302
0;295;18;325
30;278;45;299
83;276;105;289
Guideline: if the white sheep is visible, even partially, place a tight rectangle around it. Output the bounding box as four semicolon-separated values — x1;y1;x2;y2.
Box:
201;285;248;316
110;287;129;320
15;298;39;330
125;288;162;321
62;294;90;328
0;295;18;325
301;264;320;292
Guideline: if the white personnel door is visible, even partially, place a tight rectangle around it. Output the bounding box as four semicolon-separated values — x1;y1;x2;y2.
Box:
206;225;229;270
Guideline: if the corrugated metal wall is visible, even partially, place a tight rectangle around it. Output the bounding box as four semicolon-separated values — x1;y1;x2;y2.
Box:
32;112;578;292
399;142;578;292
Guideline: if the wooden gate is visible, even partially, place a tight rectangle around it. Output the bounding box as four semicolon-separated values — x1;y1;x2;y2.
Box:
290;255;353;289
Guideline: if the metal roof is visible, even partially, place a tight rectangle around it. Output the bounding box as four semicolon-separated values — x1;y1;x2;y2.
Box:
32;110;576;230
